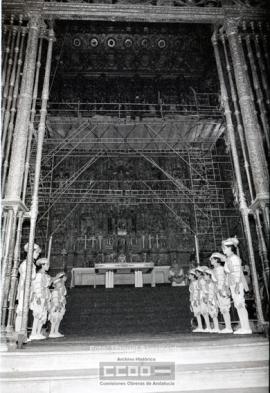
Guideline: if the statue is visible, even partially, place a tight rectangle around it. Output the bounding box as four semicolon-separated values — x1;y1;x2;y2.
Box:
168;260;185;286
28;258;51;341
210;252;233;333
15;243;41;333
222;237;252;334
49;272;67;338
117;251;127;263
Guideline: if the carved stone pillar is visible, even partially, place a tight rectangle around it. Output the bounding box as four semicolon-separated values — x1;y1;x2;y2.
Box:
225;18;269;219
19;24;55;344
220;30;269;297
4;15;40;201
1;15;40;344
212;30;265;328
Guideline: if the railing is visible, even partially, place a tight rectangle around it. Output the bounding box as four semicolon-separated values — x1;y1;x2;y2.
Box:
41;94;221;120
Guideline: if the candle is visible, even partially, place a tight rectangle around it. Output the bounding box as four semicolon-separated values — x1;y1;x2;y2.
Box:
47;235;52;265
194;234;200;265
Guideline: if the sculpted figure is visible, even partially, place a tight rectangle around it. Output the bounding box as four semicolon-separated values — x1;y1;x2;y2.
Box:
204;268;220;333
169;260;185;287
15;243;41;333
28;258;51;341
195;266;212;332
49;272;67;338
118;251;127;263
222;237;251;334
188;269;204;333
210;252;233;333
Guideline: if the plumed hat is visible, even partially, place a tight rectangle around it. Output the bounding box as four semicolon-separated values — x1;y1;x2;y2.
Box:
195;266;208;274
24;243;41;254
36;257;48;267
188;269;197;277
209;252;226;263
54;272;66;280
222;236;239;248
52;277;62;285
204;268;217;282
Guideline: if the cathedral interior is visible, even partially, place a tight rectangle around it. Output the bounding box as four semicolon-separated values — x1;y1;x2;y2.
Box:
1;0;269;351
6;19;245;269
32;20;238;271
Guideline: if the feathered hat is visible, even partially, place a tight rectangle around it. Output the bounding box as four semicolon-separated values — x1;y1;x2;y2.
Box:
24;243;41;254
222;236;239;248
195;266;208;274
188;269;197;277
204;268;217;282
209;252;226;263
36;257;49;267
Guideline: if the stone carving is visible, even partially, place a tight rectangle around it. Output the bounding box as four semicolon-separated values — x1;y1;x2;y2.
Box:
52;23;213;78
28;258;51;341
49;272;67;338
15;243;41;333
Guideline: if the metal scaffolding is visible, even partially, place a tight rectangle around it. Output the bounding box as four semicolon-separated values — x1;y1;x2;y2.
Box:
23;101;241;253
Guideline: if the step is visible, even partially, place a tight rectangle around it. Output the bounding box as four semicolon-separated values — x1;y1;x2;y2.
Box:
0;360;267;393
1;339;268;373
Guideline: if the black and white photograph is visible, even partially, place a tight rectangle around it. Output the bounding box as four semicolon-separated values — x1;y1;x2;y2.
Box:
0;1;269;392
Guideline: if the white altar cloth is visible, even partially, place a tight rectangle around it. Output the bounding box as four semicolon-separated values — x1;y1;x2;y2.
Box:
70;265;170;288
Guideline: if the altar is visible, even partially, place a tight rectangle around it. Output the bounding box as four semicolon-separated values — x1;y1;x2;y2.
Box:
70;265;171;288
94;262;154;288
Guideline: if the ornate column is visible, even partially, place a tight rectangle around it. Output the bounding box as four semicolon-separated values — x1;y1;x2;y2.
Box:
258;22;270;73
0;207;16;326
242;22;269;151
225;18;269;230
19;24;55;344
6;212;24;334
4;15;41;201
220;30;269;299
251;22;270;109
2;24;27;193
1;15;14;94
1;15;40;342
22;32;44;202
212;29;265;328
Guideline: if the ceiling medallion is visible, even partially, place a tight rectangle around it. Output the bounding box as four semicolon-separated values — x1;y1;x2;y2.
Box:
124;38;133;48
72;37;82;48
141;38;150;48
157;39;166;49
90;37;99;48
107;38;116;48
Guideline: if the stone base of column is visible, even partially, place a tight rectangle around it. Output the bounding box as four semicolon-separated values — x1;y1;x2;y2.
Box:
0;332;8;352
17;333;27;349
0;328;18;351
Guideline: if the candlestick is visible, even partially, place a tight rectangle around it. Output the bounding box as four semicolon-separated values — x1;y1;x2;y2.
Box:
47;235;52;266
194;234;200;266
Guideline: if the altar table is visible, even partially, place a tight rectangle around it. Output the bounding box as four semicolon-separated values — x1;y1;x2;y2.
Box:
70;265;170;288
94;262;154;288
